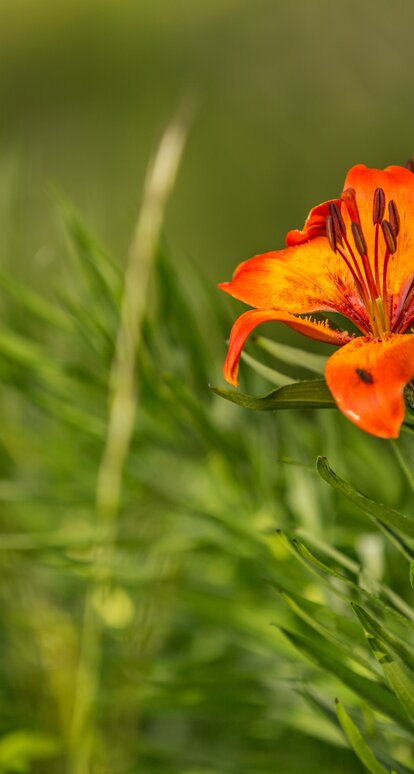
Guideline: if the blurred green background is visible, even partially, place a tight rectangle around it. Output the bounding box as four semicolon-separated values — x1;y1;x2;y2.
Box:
0;1;414;772
2;0;414;285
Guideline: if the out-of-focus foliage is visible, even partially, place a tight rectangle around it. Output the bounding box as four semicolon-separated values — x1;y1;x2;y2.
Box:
1;2;414;772
0;186;412;771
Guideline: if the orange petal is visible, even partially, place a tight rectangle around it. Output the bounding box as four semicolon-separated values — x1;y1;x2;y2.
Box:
342;164;414;297
286;198;341;246
219;240;367;325
223;309;350;386
325;333;414;438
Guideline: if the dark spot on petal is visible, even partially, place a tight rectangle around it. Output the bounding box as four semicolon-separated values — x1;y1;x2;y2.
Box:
356;368;373;384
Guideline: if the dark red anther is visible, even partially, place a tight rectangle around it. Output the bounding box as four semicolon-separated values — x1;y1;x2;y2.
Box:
388;200;400;236
329;202;346;241
329;202;346;235
326;215;337;252
382;220;397;254
342;188;360;224
372;187;385;225
351;222;367;257
405;158;414;172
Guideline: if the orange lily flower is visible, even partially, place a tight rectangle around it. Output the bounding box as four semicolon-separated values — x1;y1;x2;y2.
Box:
220;164;414;438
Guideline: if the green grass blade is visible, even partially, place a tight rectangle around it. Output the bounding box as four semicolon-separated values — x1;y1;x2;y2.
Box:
254;335;327;374
280;627;410;728
211;380;336;411
0;269;71;331
0;325;73;393
317;456;414;542
277;532;414;628
60;201;122;309
352;603;414;673
352;606;414;726
240;350;295;386
335;701;389;774
297;528;414;622
383;661;414;726
281;592;378;676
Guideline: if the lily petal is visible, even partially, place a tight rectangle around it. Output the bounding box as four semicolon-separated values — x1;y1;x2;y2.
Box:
219;240;367;326
343;164;414;297
325;333;414;438
223;309;350;386
286;198;341;246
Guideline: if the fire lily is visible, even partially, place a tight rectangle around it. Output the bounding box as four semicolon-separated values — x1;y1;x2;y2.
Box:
220;164;414;438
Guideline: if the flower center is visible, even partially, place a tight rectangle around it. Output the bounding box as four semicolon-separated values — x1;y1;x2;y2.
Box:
325;187;399;339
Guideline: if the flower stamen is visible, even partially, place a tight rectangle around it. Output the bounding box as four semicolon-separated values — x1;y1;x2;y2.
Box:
326;214;337;253
381;219;397;334
381;219;397;254
388;200;400;236
329;202;346;242
373;187;386;225
350;221;378;304
373;187;385;290
325;187;403;338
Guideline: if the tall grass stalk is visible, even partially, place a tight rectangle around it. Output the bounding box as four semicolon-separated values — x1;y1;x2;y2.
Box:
68;109;189;773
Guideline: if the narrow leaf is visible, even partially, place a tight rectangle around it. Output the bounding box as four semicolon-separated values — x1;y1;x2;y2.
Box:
281;592;377;676
317;456;414;541
297;528;414;623
0;269;71;331
352;603;414;673
211;380;336;411
240;350;294;386
382;661;414;726
280;627;410;728
410;561;414;589
335;700;389;774
353;605;414;726
277;532;414;629
254;335;327;374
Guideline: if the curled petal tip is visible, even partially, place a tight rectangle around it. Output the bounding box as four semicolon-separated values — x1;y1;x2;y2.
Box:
223;359;239;387
224;373;239;388
218;281;230;291
222;309;346;390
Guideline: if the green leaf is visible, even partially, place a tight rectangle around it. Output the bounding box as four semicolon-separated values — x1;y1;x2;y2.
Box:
352;605;414;726
317;456;414;543
60;202;122;308
296;528;414;624
240;350;294;386
277;532;414;629
381;660;414;726
0;269;71;331
254;335;327;374
410;561;414;589
280;592;377;676
335;701;389;774
210;379;336;411
280;627;410;729
352;603;414;673
0;326;72;393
